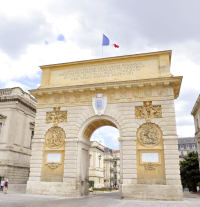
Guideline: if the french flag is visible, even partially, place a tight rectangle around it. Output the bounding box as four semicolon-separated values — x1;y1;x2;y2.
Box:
102;34;119;48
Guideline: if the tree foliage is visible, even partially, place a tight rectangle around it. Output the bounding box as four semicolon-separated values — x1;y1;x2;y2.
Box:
180;151;200;191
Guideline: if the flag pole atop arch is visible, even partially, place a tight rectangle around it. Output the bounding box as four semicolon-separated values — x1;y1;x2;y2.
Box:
102;34;119;48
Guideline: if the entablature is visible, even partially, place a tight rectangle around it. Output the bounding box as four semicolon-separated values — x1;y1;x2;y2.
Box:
30;76;182;101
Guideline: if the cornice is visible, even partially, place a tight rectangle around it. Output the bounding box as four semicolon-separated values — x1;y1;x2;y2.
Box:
0;95;36;112
30;76;182;100
191;94;200;115
40;50;172;69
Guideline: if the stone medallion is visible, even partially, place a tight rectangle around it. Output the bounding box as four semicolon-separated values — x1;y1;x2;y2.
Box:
137;123;162;147
45;127;65;148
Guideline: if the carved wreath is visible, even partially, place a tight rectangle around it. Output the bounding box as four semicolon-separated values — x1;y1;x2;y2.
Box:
45;127;65;149
137;123;162;146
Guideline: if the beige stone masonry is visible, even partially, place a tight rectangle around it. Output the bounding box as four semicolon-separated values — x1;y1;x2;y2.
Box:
27;51;183;199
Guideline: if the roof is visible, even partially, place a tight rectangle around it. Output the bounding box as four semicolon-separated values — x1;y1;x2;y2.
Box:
113;150;120;153
178;137;197;144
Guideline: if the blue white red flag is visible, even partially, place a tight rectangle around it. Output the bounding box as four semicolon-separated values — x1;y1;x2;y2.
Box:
102;34;119;48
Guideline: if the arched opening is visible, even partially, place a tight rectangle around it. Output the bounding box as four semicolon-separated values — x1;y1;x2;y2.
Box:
80;117;120;195
83;119;117;140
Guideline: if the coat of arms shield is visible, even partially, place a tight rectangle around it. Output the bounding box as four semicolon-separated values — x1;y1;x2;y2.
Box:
92;93;107;115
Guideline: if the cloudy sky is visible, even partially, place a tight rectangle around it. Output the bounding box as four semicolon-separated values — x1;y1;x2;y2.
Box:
0;0;199;149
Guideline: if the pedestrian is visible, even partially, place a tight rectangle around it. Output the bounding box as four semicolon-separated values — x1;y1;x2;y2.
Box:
3;179;8;194
0;178;4;192
197;186;199;194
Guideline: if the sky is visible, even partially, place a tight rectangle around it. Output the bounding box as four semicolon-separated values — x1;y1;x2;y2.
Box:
0;0;199;150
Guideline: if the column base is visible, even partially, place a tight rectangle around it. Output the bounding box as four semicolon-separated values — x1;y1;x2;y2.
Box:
26;180;78;197
121;184;183;200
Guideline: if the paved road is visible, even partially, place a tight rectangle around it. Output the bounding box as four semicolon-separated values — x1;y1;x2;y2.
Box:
1;191;200;207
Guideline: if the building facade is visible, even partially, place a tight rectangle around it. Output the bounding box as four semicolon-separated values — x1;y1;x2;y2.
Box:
0;87;36;184
191;95;200;168
89;141;104;188
178;137;197;161
113;150;120;187
104;147;114;187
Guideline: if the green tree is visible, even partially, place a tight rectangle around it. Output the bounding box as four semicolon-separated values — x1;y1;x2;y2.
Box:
180;151;200;191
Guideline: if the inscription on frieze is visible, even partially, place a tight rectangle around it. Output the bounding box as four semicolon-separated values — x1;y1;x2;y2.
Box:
58;62;145;81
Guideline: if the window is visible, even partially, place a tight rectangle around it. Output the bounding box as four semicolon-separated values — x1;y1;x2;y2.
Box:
0;123;2;137
181;151;184;156
99;156;101;168
192;144;195;149
114;174;117;179
180;145;184;149
99;178;100;183
186;145;190;149
30;131;34;148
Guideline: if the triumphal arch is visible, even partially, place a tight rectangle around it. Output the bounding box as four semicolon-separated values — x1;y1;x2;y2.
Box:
27;51;183;200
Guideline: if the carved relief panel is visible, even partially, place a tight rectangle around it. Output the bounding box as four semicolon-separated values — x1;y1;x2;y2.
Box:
46;107;67;126
137;123;162;147
135;101;162;120
41;126;66;182
136;123;165;184
45;127;65;149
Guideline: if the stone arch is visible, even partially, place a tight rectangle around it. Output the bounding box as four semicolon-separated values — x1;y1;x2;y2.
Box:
78;114;122;140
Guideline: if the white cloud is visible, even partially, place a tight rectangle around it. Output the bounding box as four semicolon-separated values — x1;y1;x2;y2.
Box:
0;0;199;148
176;125;195;138
91;126;119;150
3;80;29;91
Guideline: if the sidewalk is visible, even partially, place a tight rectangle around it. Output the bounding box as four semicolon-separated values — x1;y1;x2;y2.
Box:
1;190;200;207
0;190;66;207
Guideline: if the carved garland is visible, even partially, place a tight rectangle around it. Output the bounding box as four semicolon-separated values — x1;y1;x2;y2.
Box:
48;162;59;169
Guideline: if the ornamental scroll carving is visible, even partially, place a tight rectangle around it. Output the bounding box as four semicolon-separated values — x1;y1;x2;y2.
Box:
46;107;67;125
137;123;162;146
45;127;65;148
48;162;59;169
144;163;157;170
135;101;162;119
